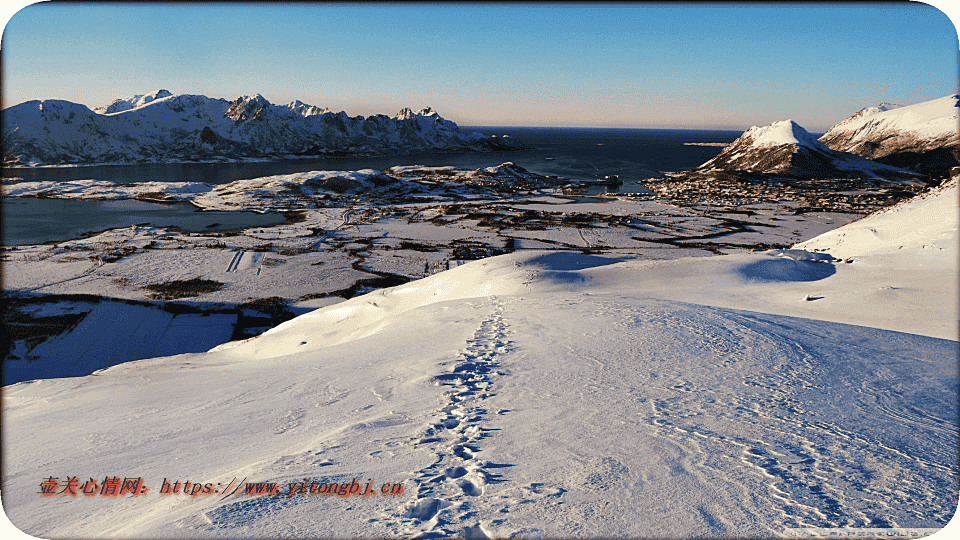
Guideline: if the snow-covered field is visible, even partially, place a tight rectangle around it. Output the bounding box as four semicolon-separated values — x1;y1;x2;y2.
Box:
2;166;957;537
4;162;869;385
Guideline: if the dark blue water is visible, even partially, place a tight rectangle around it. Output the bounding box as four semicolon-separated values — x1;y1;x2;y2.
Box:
3;198;289;246
2;127;739;245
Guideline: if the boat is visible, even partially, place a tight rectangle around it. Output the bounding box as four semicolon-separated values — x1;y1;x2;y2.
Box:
596;174;622;187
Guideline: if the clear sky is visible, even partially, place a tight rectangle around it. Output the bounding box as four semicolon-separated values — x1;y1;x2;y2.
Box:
1;2;957;132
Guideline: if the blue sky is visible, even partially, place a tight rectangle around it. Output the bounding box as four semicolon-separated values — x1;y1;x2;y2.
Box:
1;2;957;131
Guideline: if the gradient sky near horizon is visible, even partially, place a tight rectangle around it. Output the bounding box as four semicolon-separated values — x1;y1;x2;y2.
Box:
1;2;957;132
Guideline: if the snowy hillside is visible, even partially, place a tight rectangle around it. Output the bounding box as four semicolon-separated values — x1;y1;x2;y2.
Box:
1;92;523;166
819;94;959;175
2;175;956;537
1;162;572;212
826;102;902;130
690;119;916;179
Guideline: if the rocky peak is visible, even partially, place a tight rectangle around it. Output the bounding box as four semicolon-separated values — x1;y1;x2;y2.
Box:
288;100;329;117
395;107;416;120
226;94;271;122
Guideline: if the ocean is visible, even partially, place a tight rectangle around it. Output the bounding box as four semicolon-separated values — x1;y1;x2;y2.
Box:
2;127;741;246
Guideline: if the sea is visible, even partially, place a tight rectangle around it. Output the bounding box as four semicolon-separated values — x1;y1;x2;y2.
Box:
1;127;741;246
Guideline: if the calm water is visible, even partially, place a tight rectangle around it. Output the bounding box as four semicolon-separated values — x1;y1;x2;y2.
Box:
3;198;289;246
2;127;739;245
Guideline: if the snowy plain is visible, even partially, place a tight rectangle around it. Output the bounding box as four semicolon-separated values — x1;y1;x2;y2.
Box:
2;165;957;538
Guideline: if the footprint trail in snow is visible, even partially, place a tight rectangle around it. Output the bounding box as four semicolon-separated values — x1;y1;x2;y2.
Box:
385;299;514;539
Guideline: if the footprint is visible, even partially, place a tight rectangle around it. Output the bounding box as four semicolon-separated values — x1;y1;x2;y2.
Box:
459;479;483;497
404;498;451;522
454;445;476;459
463;523;490;539
275;408;305;434
445;466;468;479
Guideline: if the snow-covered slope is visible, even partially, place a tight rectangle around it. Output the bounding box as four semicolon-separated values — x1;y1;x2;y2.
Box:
819;94;959;175
831;102;903;128
795;175;958;260
1;92;521;166
2;177;957;537
690;119;916;179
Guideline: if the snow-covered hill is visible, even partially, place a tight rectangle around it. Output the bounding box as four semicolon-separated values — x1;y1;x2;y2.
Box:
2;175;956;537
690;119;916;179
819;94;959;175
1;91;522;166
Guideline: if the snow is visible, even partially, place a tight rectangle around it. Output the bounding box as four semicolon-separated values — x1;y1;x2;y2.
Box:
825;94;958;140
95;89;174;115
2;170;957;538
742;119;821;148
4;302;237;385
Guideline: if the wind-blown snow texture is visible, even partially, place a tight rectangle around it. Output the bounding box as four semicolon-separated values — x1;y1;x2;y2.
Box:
1;91;521;166
2;177;957;538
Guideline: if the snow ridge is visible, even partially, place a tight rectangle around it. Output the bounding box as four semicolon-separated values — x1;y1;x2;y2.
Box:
819;94;959;168
93;89;173;114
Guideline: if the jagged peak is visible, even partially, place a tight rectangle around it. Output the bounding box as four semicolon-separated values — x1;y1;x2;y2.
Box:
394;107;442;120
287;100;329;116
226;94;273;122
233;93;270;106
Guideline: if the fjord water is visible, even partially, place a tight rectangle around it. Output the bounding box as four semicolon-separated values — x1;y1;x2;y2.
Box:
3;198;289;246
2;127;740;245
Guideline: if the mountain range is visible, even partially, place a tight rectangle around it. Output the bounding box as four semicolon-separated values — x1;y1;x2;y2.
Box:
3;91;956;178
1;90;523;166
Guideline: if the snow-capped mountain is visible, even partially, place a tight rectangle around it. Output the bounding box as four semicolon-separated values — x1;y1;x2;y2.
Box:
819;94;959;175
1;91;523;166
836;102;902;124
92;89;174;114
689;119;915;179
